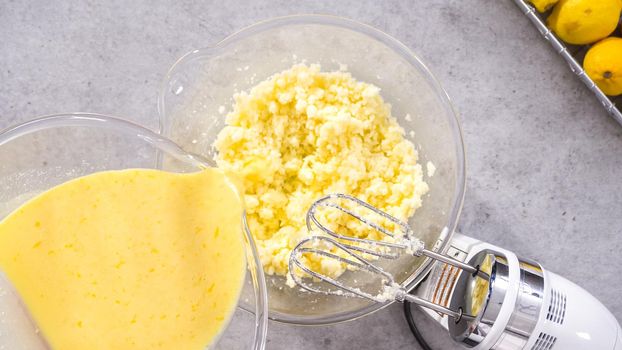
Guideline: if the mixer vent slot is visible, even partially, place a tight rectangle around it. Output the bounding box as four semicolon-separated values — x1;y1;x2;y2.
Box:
546;289;567;325
531;332;557;350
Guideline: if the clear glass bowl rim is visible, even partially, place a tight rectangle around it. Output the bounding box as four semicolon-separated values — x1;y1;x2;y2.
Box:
0;113;269;350
158;14;467;325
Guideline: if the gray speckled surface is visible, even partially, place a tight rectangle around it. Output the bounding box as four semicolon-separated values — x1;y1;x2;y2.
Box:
1;1;622;349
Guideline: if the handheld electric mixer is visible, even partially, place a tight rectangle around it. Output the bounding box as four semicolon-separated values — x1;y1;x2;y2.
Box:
290;194;622;349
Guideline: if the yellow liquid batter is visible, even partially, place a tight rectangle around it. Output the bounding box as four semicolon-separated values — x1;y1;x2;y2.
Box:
0;168;246;350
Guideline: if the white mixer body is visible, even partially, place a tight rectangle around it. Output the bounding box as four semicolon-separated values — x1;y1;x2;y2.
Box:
530;270;622;350
415;233;622;350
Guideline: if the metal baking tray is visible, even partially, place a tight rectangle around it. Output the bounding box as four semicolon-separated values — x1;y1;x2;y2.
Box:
512;0;622;126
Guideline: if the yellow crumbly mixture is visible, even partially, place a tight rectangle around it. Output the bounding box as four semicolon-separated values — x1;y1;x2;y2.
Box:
215;64;428;279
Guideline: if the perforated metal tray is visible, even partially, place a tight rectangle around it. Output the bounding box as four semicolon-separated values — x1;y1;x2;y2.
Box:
513;0;622;126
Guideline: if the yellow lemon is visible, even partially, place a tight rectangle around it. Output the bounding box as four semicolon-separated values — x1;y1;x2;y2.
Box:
547;0;622;45
584;37;622;96
529;0;560;12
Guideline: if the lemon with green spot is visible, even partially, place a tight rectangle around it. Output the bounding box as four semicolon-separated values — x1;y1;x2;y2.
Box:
547;0;622;45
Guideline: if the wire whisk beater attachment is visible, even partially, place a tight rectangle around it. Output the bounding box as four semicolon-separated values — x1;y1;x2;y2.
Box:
289;235;474;321
306;194;488;279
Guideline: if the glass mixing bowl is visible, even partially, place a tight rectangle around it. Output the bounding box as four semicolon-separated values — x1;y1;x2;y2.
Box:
158;15;466;325
0;113;268;350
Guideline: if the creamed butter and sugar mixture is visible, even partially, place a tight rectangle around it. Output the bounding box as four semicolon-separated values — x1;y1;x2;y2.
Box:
215;64;429;281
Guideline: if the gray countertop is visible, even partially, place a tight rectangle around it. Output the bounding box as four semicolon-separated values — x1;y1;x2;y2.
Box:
1;1;621;349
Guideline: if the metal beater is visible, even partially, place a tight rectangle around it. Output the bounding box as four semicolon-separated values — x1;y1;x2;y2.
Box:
289;193;488;322
289;235;474;321
305;194;487;279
